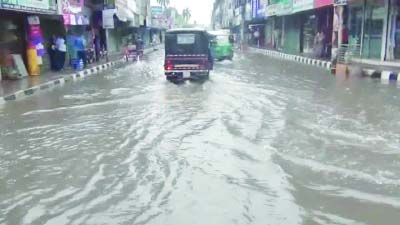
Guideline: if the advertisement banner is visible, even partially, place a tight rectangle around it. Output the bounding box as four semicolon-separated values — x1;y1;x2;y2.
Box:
62;0;83;14
62;0;85;25
1;0;53;13
314;0;333;8
293;0;313;13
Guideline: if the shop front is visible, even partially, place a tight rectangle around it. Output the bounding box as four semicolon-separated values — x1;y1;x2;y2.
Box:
264;18;275;49
0;0;59;79
247;0;267;47
314;0;334;58
362;0;386;60
347;0;400;62
293;0;317;55
265;0;290;51
300;0;333;58
0;11;27;79
386;0;400;60
287;0;333;58
347;0;386;60
63;0;93;68
38;15;65;73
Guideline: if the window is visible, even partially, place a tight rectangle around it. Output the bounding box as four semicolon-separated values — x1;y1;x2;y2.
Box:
177;34;195;44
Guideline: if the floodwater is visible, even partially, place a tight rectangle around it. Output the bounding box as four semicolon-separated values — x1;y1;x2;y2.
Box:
0;49;399;225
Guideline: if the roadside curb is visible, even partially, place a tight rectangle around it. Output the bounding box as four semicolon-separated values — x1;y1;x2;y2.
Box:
361;69;400;81
250;47;331;70
0;47;159;104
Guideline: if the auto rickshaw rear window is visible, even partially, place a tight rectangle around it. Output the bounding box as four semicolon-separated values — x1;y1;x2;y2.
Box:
177;34;196;44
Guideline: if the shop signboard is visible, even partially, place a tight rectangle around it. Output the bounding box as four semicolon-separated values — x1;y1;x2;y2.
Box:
265;0;293;16
293;0;313;13
1;0;54;13
276;0;293;15
314;0;333;8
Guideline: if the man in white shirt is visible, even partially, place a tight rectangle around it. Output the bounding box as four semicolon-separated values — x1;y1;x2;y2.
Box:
54;36;66;71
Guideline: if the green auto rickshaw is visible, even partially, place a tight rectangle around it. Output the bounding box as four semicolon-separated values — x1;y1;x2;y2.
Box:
209;30;234;61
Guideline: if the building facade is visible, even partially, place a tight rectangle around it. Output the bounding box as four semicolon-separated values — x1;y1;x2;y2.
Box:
0;0;153;81
213;0;399;69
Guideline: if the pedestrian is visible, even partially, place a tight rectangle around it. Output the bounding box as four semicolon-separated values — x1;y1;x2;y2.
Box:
75;35;87;68
54;36;66;71
48;35;56;71
135;37;144;57
313;29;325;58
342;24;349;45
94;34;101;62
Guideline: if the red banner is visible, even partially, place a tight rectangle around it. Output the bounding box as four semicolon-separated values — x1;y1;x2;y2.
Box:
314;0;333;8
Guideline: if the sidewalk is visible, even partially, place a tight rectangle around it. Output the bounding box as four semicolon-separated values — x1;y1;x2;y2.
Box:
349;58;400;80
248;46;332;70
248;46;400;82
0;53;123;98
0;46;160;104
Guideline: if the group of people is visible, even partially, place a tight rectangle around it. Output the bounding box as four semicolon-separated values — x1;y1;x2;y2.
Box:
48;34;104;71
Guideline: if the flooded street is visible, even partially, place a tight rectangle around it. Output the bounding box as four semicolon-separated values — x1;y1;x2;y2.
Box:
1;49;400;225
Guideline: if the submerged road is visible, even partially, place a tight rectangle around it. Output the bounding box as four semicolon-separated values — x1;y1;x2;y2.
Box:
0;49;399;225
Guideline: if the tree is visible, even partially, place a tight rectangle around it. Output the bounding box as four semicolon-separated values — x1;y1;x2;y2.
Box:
182;8;191;24
157;0;170;9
